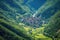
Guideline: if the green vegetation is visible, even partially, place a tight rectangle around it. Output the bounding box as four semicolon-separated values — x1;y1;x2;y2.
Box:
0;14;51;40
0;0;60;40
43;11;60;40
0;19;32;40
0;11;60;40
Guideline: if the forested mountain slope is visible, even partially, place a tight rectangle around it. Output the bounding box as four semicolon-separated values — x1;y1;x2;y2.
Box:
0;0;60;40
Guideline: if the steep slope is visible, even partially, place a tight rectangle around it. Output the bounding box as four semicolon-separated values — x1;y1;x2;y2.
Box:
0;0;60;40
43;11;60;40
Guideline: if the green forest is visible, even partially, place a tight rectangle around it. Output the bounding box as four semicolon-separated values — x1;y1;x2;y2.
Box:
0;0;60;40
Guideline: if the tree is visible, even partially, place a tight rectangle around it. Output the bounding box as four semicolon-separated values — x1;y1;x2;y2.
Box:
43;11;60;40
